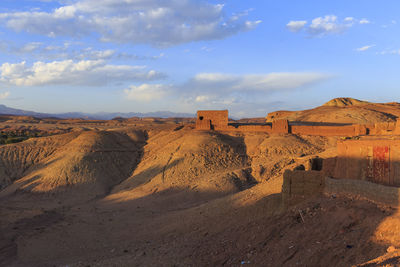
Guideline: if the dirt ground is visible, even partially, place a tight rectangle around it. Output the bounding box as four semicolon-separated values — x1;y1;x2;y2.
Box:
2;177;400;266
0;113;400;266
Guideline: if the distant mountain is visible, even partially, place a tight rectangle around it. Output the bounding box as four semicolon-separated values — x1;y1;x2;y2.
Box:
0;104;194;120
0;104;48;117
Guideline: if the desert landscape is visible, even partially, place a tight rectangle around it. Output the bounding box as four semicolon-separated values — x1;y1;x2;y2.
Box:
0;98;399;266
1;1;400;265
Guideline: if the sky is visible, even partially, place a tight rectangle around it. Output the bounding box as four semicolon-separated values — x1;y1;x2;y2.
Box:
0;0;399;118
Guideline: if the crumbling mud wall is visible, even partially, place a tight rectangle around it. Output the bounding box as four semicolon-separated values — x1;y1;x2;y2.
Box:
334;138;400;187
195;110;400;137
291;125;358;136
196;118;211;130
325;177;400;207
196;110;228;130
282;170;400;208
195;110;279;133
272;119;289;134
195;110;364;136
282;170;325;206
226;125;273;132
369;122;397;135
282;138;400;208
228;120;287;133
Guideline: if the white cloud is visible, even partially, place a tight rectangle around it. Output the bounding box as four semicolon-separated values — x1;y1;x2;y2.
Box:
0;60;164;86
379;49;400;55
0;0;260;46
356;45;375;52
0;41;163;62
191;72;330;92
344;17;355;22
0;91;10;99
124;72;329;103
77;48;115;60
124;84;170;101
359;18;370;24
195;95;211;102
125;72;331;116
175;72;331;107
308;15;347;35
18;42;43;53
286;20;307;32
288;15;370;36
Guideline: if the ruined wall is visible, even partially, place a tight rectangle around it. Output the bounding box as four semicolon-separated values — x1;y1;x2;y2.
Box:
370;122;397;135
325;177;400;207
282;170;325;206
226;125;273;132
272;119;289;134
334;139;400;187
321;157;337;177
196;110;228;130
282;169;400;207
195;119;211;130
354;124;368;136
195;109;400;136
291;125;357;136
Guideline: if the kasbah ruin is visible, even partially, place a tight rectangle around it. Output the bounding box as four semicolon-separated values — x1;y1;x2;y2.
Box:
196;110;400;207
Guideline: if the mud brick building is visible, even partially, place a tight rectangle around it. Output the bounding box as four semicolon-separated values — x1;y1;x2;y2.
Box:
334;137;400;187
195;110;381;136
196;110;229;130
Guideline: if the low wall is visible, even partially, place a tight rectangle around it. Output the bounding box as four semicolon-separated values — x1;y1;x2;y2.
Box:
225;125;273;132
202;124;362;136
195;109;400;136
291;125;357;136
282;170;400;207
195;109;400;137
324;177;400;207
370;122;397;135
282;170;325;206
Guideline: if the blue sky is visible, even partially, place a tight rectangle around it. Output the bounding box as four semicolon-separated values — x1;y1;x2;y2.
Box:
0;0;399;117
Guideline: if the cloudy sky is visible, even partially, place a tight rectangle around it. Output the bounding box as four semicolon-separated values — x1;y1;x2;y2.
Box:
0;0;399;117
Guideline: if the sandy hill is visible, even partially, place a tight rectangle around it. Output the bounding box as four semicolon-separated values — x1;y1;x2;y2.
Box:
0;130;147;203
0;125;329;209
1;109;400;266
105;129;328;209
266;97;400;124
323;97;370;107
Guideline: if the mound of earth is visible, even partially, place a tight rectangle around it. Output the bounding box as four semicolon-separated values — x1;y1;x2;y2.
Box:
0;132;81;190
266;98;400;124
243;134;330;180
323;97;369;107
105;130;331;211
0;130;146;201
108;129;253;206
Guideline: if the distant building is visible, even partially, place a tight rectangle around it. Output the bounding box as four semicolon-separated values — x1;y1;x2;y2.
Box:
196;110;228;130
